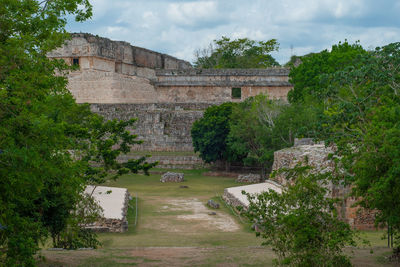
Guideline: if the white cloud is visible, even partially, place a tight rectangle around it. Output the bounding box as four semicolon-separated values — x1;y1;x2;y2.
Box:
105;26;130;36
66;0;400;65
167;1;219;27
141;11;160;29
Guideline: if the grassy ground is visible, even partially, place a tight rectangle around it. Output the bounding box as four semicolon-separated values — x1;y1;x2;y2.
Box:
39;169;395;266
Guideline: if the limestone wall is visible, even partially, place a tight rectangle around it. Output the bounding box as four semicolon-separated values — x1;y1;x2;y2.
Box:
156;68;292;102
83;186;130;233
48;34;292;104
271;143;376;230
67;69;158;104
47;34;294;168
118;154;206;169
48;33;192;70
91;103;213;151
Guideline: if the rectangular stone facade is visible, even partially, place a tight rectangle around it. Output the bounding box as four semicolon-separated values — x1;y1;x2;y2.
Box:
91;103;211;152
48;34;294;168
48;33;292;104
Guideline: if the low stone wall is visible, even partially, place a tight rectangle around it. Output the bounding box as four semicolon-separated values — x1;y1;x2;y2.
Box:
223;181;283;211
272;142;376;230
83;186;130;233
236;173;261;183
223;189;247;210
118;154;206;169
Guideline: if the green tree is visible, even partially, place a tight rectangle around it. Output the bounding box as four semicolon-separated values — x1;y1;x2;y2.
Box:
228;95;284;177
227;95;319;178
324;42;400;249
243;168;357;266
191;102;238;168
194;36;280;68
0;1;155;265
288;41;367;103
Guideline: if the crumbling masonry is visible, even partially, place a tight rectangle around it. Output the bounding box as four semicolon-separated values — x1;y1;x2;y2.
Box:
48;33;292;157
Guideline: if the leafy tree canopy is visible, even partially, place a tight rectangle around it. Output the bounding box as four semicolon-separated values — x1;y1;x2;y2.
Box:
194;36;280;68
0;1;155;265
191;102;237;164
244;168;358;266
227;95;319;177
288;41;367;103
228;95;284;177
323;43;400;246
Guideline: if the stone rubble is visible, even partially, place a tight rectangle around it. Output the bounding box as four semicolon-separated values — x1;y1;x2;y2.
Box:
271;140;376;230
160;172;184;182
236;173;262;183
207;199;220;209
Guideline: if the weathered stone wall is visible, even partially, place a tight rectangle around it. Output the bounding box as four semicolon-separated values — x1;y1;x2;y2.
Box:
271;143;376;230
83;186;130;233
67;70;158;104
91;103;213;151
48;33;192;70
155;69;292;102
118;154;206;169
236;173;262;183
48;34;292;104
48;34;293;167
223;189;247;209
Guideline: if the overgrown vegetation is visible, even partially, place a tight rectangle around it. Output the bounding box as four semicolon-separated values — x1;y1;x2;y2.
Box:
191;102;238;167
0;1;156;265
243;167;358;266
191;95;319;177
191;39;400;263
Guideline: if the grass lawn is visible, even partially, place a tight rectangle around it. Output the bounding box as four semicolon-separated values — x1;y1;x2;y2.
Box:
39;169;395;266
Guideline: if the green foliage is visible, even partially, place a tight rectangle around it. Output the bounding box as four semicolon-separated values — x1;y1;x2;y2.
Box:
244;168;357;266
0;0;155;265
288;41;367;103
227;95;319;177
53;193;102;249
191;102;237;163
323;42;400;248
228;95;284;176
288;39;400;252
194;36;280;68
231;87;242;98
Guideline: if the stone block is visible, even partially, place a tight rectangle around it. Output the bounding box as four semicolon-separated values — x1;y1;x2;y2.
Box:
160;172;184;182
207;199;220;209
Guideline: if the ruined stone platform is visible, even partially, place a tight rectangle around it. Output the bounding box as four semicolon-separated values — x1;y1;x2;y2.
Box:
223;181;283;209
84;185;130;232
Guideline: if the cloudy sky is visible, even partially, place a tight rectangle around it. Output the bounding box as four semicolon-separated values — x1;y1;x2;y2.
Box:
66;0;400;65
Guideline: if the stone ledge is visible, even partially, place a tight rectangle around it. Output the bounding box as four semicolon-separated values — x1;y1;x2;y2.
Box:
156;68;290;76
155;81;292;87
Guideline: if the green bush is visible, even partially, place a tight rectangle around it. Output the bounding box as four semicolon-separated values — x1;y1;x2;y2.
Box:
243;168;357;266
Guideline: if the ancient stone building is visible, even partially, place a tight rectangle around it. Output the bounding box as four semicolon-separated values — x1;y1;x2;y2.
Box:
271;141;376;230
48;33;292;161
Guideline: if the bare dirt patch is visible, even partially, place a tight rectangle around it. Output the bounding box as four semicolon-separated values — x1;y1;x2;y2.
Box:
156;198;240;232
